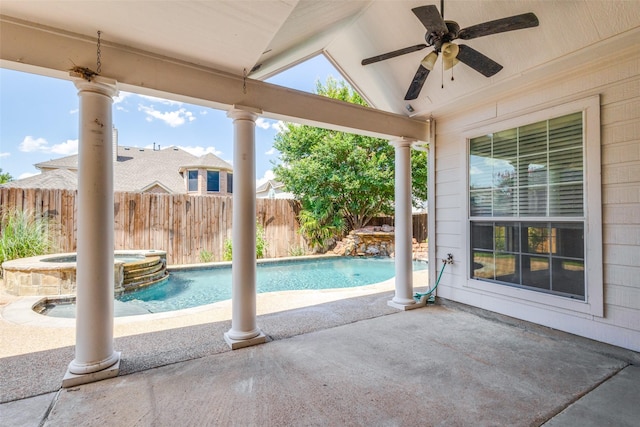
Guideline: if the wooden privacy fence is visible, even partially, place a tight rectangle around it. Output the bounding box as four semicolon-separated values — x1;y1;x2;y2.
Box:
1;188;307;265
1;188;428;265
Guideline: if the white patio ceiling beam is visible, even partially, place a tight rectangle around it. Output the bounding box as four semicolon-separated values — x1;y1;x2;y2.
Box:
0;16;429;143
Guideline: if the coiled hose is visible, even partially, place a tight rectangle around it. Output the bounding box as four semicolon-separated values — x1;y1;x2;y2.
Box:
413;253;453;303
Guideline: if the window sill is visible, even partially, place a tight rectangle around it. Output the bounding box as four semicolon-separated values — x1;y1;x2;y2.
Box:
465;277;602;317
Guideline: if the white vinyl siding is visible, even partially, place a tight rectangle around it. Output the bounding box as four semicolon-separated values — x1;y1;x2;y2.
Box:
430;43;639;351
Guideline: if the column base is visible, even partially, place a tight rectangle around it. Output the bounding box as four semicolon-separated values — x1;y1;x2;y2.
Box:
387;298;426;311
62;352;121;388
224;331;267;350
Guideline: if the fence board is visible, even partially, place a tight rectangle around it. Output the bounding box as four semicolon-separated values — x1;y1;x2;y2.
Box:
1;188;427;265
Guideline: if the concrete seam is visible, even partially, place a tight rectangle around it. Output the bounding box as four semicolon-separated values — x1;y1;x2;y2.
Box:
38;389;61;427
539;363;630;425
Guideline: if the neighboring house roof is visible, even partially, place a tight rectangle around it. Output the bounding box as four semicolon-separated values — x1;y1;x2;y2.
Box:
115;146;198;193
0;169;77;190
9;146;232;194
256;179;284;193
178;153;233;172
256;180;294;199
35;156;79;172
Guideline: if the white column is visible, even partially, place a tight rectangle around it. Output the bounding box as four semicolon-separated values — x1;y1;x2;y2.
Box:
388;139;419;310
63;76;120;387
224;106;266;349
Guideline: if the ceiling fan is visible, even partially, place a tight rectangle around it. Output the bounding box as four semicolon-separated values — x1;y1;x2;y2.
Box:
361;2;539;101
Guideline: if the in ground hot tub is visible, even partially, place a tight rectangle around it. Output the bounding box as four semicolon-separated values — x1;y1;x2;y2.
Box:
1;250;167;296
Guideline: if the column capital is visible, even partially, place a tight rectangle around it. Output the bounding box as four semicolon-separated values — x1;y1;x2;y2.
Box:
227;105;262;122
71;74;119;98
389;137;416;148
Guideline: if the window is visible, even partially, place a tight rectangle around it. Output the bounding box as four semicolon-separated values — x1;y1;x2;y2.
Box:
188;170;198;192
226;173;233;194
469;111;588;300
207;171;220;192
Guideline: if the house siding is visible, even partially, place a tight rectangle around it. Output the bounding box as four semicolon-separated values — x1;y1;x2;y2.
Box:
432;50;640;351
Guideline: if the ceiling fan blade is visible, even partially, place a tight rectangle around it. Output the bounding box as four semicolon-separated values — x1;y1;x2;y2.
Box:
458;12;539;40
412;5;448;34
404;65;431;100
361;44;428;66
456;45;503;77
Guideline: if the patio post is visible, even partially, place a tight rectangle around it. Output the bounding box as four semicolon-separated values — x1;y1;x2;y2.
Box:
224;106;267;349
63;76;120;387
388;139;419;310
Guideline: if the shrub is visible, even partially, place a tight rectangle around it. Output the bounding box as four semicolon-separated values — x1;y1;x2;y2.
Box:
0;209;54;271
288;245;306;257
255;223;268;259
199;248;214;263
222;223;269;261
222;238;233;261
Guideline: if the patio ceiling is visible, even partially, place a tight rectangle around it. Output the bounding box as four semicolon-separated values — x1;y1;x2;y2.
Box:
1;1;639;121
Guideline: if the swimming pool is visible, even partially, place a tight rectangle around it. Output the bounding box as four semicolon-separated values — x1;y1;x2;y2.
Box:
40;257;427;318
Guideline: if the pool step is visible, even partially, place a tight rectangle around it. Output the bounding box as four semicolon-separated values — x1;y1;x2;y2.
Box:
123;256;162;271
124;258;163;278
121;256;168;290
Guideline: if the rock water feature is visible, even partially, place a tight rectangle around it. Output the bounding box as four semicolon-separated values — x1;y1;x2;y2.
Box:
331;225;428;260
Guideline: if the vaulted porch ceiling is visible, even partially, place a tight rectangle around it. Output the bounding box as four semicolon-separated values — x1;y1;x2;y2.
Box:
1;1;639;121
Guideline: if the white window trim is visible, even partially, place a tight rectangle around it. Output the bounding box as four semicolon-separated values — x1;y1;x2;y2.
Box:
187;169;199;193
463;95;603;317
206;170;220;193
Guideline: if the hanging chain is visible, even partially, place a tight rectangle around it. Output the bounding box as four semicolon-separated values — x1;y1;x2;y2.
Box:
243;68;247;94
96;31;102;75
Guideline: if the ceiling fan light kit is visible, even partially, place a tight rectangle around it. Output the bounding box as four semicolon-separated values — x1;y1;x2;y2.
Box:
361;2;539;101
420;51;439;70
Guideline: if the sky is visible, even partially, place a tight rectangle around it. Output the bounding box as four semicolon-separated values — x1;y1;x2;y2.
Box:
0;55;344;186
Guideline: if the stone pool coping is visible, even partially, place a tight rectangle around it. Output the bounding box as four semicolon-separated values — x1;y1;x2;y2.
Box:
1;250;167;296
1;249;166;270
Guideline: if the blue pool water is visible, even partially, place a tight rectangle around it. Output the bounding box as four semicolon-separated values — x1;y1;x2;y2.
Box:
43;257;427;318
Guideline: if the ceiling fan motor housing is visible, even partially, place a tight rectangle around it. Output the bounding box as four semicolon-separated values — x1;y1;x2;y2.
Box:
360;4;540;101
426;20;459;52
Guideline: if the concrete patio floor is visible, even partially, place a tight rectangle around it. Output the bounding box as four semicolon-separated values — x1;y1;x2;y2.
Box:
2;283;639;426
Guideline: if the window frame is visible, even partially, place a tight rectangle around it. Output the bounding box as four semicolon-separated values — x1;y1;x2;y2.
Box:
226;172;233;194
187;170;198;193
207;170;220;193
463;96;603;317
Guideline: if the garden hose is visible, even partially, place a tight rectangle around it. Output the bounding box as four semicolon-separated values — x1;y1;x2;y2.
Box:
413;253;453;304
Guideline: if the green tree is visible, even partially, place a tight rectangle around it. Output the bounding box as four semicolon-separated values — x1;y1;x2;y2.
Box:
273;77;427;251
0;168;12;184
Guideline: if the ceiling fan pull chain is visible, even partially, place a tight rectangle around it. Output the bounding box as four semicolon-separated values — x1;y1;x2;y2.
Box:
96;31;102;75
243;68;247;94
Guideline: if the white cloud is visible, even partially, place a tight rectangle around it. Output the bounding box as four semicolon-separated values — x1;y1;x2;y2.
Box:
138;104;195;127
256;118;285;132
113;92;133;105
255;118;271;130
0;152;10;158
69;108;79;115
18;136;78;155
265;147;276;156
19;171;40;179
274;121;290;133
137;94;183;106
50;139;78;155
256;169;275;187
176;145;223;157
19;136;49;152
